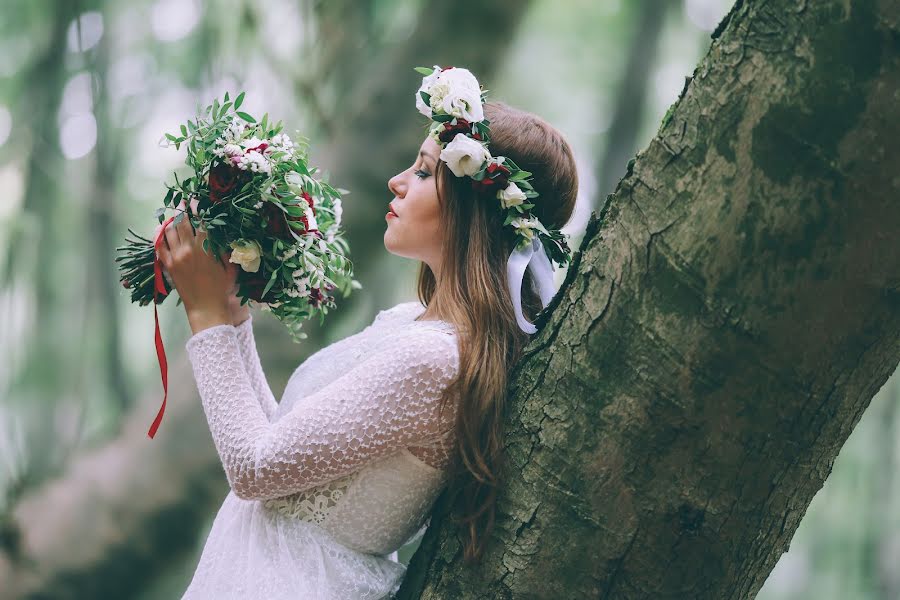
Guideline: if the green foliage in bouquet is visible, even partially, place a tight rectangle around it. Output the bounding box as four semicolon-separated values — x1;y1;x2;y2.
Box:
116;91;360;341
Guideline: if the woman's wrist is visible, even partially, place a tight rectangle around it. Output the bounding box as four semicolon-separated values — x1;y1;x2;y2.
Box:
187;306;232;335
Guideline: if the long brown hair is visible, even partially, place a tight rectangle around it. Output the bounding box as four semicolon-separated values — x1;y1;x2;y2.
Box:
417;101;578;564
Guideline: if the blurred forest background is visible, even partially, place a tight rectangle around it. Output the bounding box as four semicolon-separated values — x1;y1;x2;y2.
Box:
0;0;897;598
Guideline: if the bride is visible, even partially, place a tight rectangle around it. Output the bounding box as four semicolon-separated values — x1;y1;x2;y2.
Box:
156;66;578;599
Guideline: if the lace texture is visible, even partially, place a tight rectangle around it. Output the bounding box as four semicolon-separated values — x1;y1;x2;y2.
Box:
180;301;459;599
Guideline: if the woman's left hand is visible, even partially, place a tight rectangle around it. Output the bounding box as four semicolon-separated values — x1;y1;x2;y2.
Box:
156;206;234;334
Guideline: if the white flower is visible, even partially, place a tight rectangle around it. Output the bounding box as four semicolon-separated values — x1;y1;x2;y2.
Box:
270;133;295;156
428;68;483;122
240;136;265;150
223;118;246;142
440;134;490;177
498;182;527;209
331;197;342;227
511;216;550;242
305;204;318;231
229;239;263;272
415;65;443;118
237;151;271;174
510;217;537;241
291;271;310;295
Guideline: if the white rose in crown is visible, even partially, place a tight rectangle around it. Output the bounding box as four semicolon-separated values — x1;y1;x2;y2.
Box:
415;65;443;118
419;67;484;123
229;239;263;272
440;134;490;178
498;182;527;209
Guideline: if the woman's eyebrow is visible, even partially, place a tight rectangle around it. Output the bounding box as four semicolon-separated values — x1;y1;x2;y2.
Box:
419;150;436;166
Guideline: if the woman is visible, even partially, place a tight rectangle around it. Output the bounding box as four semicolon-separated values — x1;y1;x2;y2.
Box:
158;67;578;599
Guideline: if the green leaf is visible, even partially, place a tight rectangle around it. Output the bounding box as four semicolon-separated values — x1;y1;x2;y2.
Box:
234;91;245;110
414;66;434;76
223;91;230;102
180;124;188;137
163;188;174;207
210;218;227;226
154;206;166;220
173;212;185;226
261;268;279;299
236;111;256;123
165;133;178;142
419;91;431;106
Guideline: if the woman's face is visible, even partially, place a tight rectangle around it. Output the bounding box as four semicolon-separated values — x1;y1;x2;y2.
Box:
385;137;443;271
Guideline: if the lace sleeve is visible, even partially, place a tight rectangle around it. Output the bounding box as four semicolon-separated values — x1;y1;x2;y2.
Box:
233;314;279;422
185;323;459;501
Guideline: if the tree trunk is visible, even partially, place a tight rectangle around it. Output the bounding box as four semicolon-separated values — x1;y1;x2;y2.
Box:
397;1;900;598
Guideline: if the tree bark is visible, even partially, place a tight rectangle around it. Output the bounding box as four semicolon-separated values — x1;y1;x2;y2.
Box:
397;0;900;598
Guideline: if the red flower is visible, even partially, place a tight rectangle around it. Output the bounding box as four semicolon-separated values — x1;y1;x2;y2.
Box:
470;162;512;194
300;191;316;214
438;118;475;143
261;199;316;240
241;272;272;302
246;142;268;154
208;162;246;204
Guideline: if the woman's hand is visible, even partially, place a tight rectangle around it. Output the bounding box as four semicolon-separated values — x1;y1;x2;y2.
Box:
156;201;233;334
226;265;251;326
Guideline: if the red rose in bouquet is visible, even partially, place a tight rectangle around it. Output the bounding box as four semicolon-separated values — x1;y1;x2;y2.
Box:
262;191;318;240
209;162;248;204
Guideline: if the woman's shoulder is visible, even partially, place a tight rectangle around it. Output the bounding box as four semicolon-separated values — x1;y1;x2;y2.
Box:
373;300;426;325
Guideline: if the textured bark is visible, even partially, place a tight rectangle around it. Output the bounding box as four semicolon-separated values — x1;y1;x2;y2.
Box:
398;1;900;598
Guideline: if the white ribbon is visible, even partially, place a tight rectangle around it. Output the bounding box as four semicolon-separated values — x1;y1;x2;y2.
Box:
506;237;557;334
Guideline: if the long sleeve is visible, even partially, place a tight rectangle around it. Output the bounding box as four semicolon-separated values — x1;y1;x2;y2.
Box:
233;314;279;422
185;323;459;501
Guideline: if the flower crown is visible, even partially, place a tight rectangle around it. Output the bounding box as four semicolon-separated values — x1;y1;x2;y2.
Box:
414;65;572;268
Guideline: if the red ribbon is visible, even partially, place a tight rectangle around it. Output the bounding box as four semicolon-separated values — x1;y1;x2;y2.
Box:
148;216;176;439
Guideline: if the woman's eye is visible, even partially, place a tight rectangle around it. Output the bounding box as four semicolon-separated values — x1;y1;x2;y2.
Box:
414;169;430;179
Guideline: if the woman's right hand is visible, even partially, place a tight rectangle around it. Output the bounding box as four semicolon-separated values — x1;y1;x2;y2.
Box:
225;260;251;326
154;197;250;327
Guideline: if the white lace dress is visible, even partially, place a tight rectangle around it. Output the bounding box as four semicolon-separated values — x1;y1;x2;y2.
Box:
180;300;460;599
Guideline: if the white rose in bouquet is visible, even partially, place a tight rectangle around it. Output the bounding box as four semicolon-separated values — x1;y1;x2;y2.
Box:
229;239;263;272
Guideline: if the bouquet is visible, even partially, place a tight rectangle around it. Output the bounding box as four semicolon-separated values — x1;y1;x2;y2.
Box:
116;92;359;438
116;91;359;342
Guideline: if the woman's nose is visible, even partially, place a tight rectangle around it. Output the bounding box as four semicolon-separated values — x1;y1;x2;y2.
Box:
388;173;404;198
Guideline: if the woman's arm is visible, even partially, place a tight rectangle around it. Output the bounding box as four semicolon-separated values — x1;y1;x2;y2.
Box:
185;325;459;501
232;313;280;423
